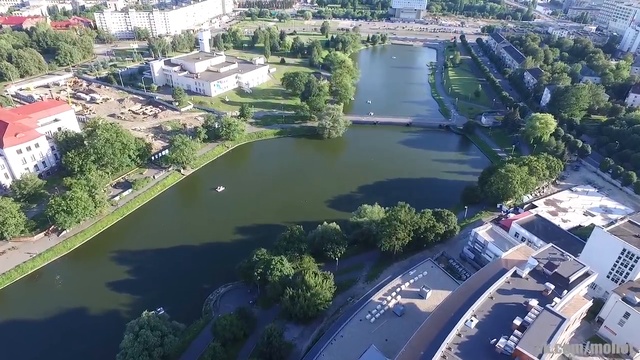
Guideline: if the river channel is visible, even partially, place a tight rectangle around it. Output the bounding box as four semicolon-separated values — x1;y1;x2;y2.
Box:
0;46;488;360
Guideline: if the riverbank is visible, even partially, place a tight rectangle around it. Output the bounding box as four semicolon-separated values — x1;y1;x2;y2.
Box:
0;126;314;291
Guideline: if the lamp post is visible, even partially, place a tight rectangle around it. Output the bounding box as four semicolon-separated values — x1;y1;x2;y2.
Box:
511;145;516;155
464;206;468;219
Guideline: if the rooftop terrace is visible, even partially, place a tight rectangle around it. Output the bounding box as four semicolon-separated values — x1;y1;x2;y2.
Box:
396;244;594;360
316;259;459;360
474;224;520;253
530;185;633;230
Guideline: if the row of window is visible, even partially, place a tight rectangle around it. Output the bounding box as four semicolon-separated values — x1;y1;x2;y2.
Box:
15;142;41;155
606;248;639;286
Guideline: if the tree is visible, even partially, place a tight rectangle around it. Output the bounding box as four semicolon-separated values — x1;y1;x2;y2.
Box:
432;209;460;240
282;268;335;322
634;180;640;195
46;188;97;230
461;184;483;205
63;169;109;213
205;115;246;141
320;21;331;38
524;113;557;143
621;171;637;186
200;342;227;360
308;222;347;269
300;76;330;114
116;310;185;360
0;197;28;240
281;72;310;96
414;209;443;247
302;10;312;20
0;60;19;82
578;143;592;158
263;33;271;60
238;103;254;121
599;157;614;172
611;165;624;179
166;134;199;169
10;173;46;203
274;225;308;256
349;203;386;246
316;104;351;139
329;69;356;105
172;87;187;107
255;324;291;360
377;202;419;255
276;12;290;22
211;311;252;344
479;163;537;204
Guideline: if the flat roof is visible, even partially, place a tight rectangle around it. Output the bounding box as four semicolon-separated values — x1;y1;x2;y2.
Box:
6;71;73;92
530;185;634;230
606;214;640;249
171;51;222;65
518;308;566;358
475;224;520;252
515;214;586;257
395;245;536;360
612;279;640;312
316;259;459;360
397;244;594;360
166;53;267;83
198;61;266;83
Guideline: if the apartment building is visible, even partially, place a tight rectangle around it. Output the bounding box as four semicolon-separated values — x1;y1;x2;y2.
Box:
0;100;81;187
580;214;640;300
149;30;271;98
524;67;544;90
596;0;640;34
94;0;233;39
596;279;640;357
388;0;428;19
486;32;508;52
397;243;597;360
619;24;640;54
626;83;640;107
500;45;527;70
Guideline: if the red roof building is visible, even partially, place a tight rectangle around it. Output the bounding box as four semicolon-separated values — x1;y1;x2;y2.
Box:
0;100;73;148
50;16;94;31
0;16;46;30
498;211;531;232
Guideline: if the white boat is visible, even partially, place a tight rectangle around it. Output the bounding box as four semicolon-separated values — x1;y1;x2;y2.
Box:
392;56;397;59
216;186;225;192
155;307;165;315
369;112;374;116
366;100;372;104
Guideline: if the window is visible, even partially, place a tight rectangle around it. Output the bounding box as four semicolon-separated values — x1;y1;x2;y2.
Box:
54;153;59;161
514;232;520;239
30;155;36;162
33;164;39;172
623;311;631;320
589;283;598;291
34;143;39;149
521;237;528;244
0;163;4;170
50;146;56;151
16;149;22;155
21;157;27;165
23;167;29;173
3;173;8;180
41;161;47;168
618;319;626;327
25;146;32;151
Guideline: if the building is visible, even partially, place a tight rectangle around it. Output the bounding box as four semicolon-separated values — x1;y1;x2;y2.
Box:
540;85;556;107
632;57;640;76
50;16;93;30
619;25;640;54
566;6;601;20
579;65;601;83
626;83;640;107
580;213;640;300
500;45;527;70
388;0;428;19
463;186;634;272
0;100;81;187
596;279;640;357
397;243;597;360
0;15;46;30
596;0;640;34
149;30;271;98
486;32;508;53
524;67;544;90
94;0;234;39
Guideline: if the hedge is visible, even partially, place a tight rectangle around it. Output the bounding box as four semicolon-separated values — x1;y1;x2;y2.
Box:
0;127;314;290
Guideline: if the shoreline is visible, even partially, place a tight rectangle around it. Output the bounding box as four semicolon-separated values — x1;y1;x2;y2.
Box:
0;127;311;291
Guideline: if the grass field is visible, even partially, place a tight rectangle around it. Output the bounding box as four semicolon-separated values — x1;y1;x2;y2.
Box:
445;59;493;108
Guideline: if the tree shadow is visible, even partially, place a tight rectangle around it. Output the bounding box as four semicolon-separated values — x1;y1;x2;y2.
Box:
326;177;476;213
0;307;125;360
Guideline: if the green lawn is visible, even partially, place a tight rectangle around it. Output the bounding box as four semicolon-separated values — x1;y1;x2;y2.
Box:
479;127;521;156
569;224;595;241
445;58;493;108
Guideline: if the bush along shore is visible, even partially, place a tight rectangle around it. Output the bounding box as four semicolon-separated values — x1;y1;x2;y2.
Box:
0;127;314;290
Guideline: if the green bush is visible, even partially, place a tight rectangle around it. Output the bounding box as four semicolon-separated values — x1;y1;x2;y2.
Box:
621;171;637;187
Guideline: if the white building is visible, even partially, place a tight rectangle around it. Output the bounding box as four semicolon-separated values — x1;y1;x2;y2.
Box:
94;0;234;39
619;25;640;54
0;100;81;187
540;85;556;107
596;0;640;34
632;57;640;76
596;279;640;357
627;84;640;107
149;30;271;98
548;27;572;38
499;45;527;70
388;0;428;19
580;214;640;300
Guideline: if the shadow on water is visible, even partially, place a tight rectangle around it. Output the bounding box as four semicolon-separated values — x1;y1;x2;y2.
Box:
326;177;473;213
0;308;125;360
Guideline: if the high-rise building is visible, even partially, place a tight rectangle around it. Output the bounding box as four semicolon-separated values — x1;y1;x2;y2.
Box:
596;0;640;34
94;0;234;39
619;24;640;53
388;0;428;19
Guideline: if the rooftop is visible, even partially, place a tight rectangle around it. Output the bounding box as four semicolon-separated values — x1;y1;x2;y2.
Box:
164;53;268;83
397;244;594;360
502;45;526;64
580;65;599;78
529;185;634;230
489;32;507;43
316;259;459;360
515;214;586;257
606;213;640;250
630;83;640;95
396;244;535;360
0;100;72;148
526;67;544;80
169;51;222;65
0;15;44;26
475;223;520;252
612;279;640;312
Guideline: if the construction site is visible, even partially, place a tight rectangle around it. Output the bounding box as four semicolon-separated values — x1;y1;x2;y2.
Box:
9;76;207;151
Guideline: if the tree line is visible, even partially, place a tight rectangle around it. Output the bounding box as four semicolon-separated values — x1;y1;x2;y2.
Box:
237;202;459;321
0;23;95;82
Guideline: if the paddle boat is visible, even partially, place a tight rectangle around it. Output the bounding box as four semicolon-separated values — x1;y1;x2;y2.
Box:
216;186;225;192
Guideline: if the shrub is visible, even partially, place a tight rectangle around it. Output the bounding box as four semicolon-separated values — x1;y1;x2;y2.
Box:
621;171;637;187
599;158;614;172
634;180;640;195
611;165;624;179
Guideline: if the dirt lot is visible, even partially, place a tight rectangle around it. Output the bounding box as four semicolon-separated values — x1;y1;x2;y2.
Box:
31;79;206;151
